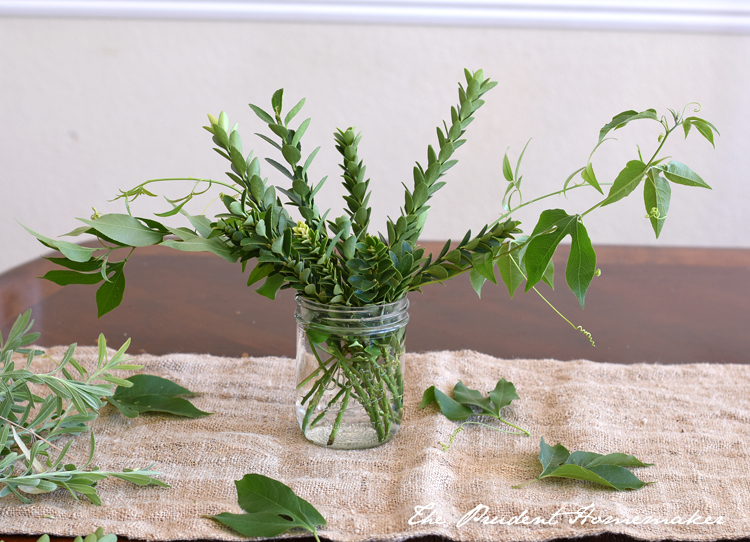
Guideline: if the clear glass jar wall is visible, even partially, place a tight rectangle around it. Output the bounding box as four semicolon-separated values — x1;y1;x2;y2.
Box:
294;296;409;449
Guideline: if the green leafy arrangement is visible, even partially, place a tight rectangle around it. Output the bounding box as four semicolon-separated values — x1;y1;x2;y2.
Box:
420;378;529;450
514;437;654;491
211;473;326;541
0;310;168;504
24;68;716;447
108;374;211;418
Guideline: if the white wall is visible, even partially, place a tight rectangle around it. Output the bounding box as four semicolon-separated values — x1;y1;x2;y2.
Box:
1;14;748;275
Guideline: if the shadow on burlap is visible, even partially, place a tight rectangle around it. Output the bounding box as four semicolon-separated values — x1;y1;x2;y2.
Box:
1;347;748;541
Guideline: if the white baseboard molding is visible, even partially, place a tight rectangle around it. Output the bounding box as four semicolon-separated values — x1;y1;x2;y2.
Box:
1;1;749;33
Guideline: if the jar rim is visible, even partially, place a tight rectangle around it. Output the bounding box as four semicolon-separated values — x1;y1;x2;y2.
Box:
294;294;409;312
294;294;409;332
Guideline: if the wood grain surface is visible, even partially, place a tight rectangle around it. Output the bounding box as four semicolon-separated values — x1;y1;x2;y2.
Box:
1;242;748;542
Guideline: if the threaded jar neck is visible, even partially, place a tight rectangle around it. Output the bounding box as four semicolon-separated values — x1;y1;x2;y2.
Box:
294;295;409;334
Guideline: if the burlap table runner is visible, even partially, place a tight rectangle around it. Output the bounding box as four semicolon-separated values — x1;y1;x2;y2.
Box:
1;347;748;541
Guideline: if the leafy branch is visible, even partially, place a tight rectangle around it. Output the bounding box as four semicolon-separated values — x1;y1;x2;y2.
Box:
513;437;654;491
420;378;530;450
23;70;717;324
211;473;326;541
1;310;168;504
492;105;717;310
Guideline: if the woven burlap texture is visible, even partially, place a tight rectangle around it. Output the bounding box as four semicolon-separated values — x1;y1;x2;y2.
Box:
1;347;748;542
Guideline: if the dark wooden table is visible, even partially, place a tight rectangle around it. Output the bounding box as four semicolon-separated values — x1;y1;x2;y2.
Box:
2;243;749;542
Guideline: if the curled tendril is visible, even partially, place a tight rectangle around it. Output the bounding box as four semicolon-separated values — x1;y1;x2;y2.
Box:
575;325;595;347
645;207;666;220
683;101;702;117
440;424;464;451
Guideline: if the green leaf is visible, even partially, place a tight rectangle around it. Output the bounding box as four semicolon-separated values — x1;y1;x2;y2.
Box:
271;89;284;116
419;386;473;421
502;150;513;182
211;474;326;539
598;109;658;142
20;223;97;263
284;98;306;127
181;210;214;239
600;160;648;207
496;240;527;298
108;374;209;418
565;218;597;308
541;464;650;491
541;259;555;290
453;381;495;416
292;118;310;147
161;226;238;263
656;161;711;189
246;262;275;287
581;163;603;195
470;251;496;284
282;145;301;166
524;210;577;291
683;116;719;148
256;273;285;300
95;267;126;317
527;438;654;490
249;103;274;124
421;378;529;439
77;214;163;247
487;378;520;411
41;270;105;286
469;268;486;298
538;437;570;477
644;169;671;238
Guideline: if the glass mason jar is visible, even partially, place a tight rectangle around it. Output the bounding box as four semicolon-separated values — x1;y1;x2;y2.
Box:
295;295;409;450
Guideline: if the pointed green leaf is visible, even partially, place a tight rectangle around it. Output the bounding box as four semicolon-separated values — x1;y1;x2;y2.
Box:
524;210;577;291
284;98;306;127
108;374;209;418
20;223;97;263
271;89;284;115
77;214;163;247
161;226;238;263
598;109;658;142
585;452;654;468
211;474;325;538
471;251;496;284
600;160;648;207
656;161;711;189
256;273;285;300
581;163;603;194
496;239;528;298
469;268;486;298
95;267;126;317
502;150;513;182
419;386;473;421
453;381;495;416
249;103;274;124
644;169;671;238
246;262;275;287
542;464;650;491
539;437;570;477
291;118;310;147
41;270;105;286
566;218;597;308
683;116;719;148
488;378;519;411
